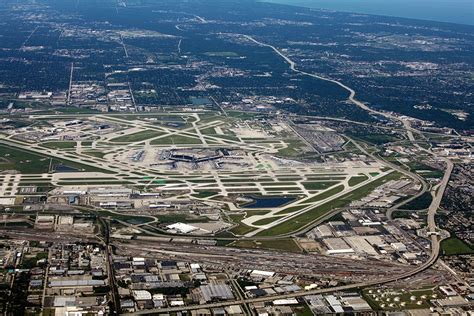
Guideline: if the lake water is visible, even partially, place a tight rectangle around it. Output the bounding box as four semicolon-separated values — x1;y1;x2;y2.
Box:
262;0;474;26
54;164;79;172
243;195;296;208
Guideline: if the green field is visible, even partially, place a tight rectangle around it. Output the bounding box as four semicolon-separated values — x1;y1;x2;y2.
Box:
83;151;107;158
391;211;413;219
408;161;444;178
228;214;257;235
441;237;474;256
348;174;368;186
252;216;283;226
40;141;77;149
0;145;52;173
302;181;339;190
337;172;400;203
94;210;155;224
110;130;163;143
275;205;308;215
0;144;110;174
299;185;345;204
258;173;400;236
191;191;219;198
403;192;432;210
257;203;339;236
348;133;401;145
151;134;202;145
277;139;306;157
363;287;440;310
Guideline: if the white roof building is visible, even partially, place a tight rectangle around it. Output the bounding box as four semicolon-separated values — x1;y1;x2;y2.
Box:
166;223;199;234
133;290;152;301
273;299;299;305
190;263;201;270
250;270;275;278
152;294;164;301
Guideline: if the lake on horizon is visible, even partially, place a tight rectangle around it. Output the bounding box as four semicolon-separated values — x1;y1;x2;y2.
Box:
262;0;474;26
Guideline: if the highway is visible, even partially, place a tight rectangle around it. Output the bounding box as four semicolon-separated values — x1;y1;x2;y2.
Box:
427;158;453;234
125;236;444;315
242;34;423;140
0;33;456;315
124;156;453;315
242;32;451;230
248;24;454;279
104;37;454;315
242;33;434;215
120;34;457;315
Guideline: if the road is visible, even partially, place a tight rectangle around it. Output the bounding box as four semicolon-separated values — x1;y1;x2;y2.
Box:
242;33;434;218
427;158;453;234
122;162;452;315
242;34;421;140
120;34;457;315
244;26;453;281
242;32;451;232
1;33;456;314
124;240;443;315
101;219;121;314
124;156;452;314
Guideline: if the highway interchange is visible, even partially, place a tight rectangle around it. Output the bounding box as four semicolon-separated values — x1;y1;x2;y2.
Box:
0;33;457;316
120;34;456;314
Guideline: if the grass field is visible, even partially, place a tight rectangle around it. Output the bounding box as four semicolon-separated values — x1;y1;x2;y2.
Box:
151;134;202;145
191;191;219;198
408;161;444;178
363;287;440;310
252;216;283;226
257;172;400;236
348;133;401;145
0;144;110;174
275;205;308;215
441;237;474;256
391;211;413;219
0;144;52;173
403;192;432;210
299;185;344;204
302;181;339;190
94;210;155;224
110;130;163;143
277;139;306;157
257;202;339;236
228;214;257;235
40;141;77;149
83;151;107;158
348;174;368;187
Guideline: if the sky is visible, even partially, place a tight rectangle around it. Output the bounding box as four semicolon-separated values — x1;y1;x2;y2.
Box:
262;0;474;25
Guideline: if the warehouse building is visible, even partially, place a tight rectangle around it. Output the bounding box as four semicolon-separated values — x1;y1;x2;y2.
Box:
323;238;354;254
200;283;234;302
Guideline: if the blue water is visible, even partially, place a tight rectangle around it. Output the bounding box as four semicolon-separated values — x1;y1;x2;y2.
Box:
54;164;79;172
242;195;296;208
263;0;474;26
